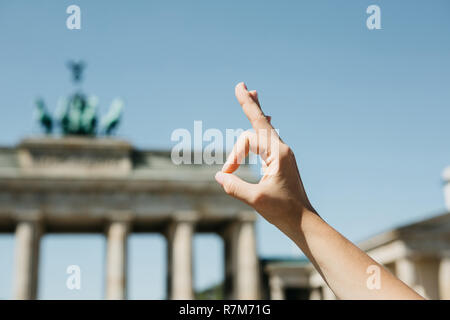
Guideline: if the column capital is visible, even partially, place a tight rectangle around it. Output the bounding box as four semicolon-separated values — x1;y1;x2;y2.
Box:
236;210;258;223
14;210;44;223
439;250;450;259
220;211;257;240
170;210;199;223
107;210;134;223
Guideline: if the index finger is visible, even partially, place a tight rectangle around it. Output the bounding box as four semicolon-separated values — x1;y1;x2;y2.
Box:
235;82;275;133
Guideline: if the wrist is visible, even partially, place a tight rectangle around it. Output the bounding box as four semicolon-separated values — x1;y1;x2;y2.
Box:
275;204;317;243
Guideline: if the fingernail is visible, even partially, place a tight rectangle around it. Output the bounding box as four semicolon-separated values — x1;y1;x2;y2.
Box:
242;82;247;90
215;171;226;185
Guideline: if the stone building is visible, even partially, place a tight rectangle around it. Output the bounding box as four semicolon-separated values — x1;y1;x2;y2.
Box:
0;137;261;300
264;167;450;300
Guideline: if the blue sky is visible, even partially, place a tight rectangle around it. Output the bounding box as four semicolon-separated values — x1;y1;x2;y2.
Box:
0;0;449;299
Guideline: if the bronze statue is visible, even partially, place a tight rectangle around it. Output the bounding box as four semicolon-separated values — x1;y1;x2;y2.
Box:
35;98;53;134
36;60;123;136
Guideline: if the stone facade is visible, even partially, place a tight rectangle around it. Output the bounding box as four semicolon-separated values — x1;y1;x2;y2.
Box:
0;137;261;300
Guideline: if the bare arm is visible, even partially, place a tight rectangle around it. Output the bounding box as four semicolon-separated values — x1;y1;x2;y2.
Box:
214;82;424;300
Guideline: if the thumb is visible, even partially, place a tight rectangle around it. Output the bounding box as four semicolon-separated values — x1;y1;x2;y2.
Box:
215;171;255;204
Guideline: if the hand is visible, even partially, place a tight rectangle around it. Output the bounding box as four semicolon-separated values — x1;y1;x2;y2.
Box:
215;83;424;300
215;82;316;239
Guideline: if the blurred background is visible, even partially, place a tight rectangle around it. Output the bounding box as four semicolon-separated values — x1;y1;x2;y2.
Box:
0;0;449;300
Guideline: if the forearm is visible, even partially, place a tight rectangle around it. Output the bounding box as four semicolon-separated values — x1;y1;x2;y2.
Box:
282;209;424;300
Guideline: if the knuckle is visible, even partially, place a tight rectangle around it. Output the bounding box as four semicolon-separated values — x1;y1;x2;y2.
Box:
251;114;269;128
250;190;266;207
279;143;292;158
243;97;257;108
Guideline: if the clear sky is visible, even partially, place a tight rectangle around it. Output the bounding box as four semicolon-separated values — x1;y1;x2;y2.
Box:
0;0;449;299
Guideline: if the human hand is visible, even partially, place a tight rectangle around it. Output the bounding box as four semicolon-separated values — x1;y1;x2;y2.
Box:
215;83;425;300
215;82;316;238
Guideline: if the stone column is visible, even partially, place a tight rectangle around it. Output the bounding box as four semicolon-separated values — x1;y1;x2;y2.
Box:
395;256;440;299
395;257;417;289
309;288;322;300
13;218;42;300
166;211;197;300
223;211;260;300
322;285;336;300
415;257;440;300
105;219;130;300
268;275;284;300
439;255;450;300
